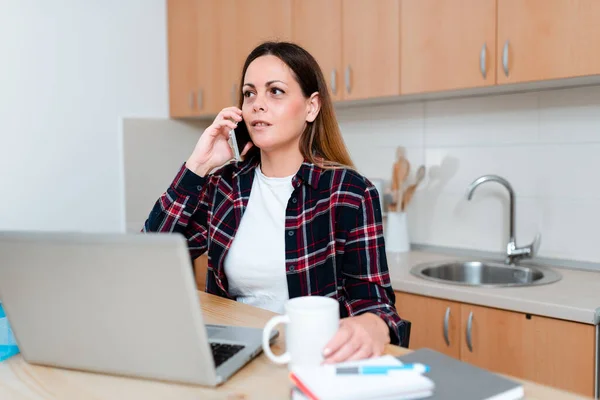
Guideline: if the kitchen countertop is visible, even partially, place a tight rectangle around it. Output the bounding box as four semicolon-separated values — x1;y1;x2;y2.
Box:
387;250;600;325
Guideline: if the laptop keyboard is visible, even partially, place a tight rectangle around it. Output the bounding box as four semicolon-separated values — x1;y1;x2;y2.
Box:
211;343;245;367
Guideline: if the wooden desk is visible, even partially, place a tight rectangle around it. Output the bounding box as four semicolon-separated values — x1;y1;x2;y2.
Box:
0;292;592;400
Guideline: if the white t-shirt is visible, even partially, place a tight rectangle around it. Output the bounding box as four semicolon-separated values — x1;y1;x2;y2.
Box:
223;165;294;314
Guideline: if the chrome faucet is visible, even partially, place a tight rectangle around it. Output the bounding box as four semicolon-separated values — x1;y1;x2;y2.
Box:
465;175;540;265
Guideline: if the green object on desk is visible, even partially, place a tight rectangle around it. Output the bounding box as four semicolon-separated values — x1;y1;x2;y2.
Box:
0;302;19;362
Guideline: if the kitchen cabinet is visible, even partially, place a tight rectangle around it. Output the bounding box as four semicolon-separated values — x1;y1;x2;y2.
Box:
342;0;401;100
217;0;292;110
400;0;497;94
291;0;343;102
292;0;399;102
394;291;461;359
167;0;600;117
167;0;222;117
232;0;292;67
497;0;600;84
167;0;199;117
395;291;596;397
167;0;291;116
211;0;237;111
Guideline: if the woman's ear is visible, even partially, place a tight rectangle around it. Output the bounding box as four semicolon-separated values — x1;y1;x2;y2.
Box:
305;92;321;123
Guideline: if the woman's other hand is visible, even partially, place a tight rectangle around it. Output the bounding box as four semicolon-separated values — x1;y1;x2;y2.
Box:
322;313;390;364
185;107;253;177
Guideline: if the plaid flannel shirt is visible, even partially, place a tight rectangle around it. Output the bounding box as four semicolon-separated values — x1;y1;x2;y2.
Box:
143;154;407;345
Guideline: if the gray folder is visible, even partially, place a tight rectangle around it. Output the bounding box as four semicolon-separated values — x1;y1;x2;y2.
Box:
397;348;524;400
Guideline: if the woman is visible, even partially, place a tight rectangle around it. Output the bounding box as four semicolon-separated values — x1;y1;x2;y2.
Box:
143;41;407;363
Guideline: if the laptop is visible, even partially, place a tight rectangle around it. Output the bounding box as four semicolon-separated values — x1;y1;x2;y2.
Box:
0;231;278;386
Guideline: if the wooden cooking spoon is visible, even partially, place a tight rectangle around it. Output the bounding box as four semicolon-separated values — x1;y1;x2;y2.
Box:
390;149;410;212
401;165;426;211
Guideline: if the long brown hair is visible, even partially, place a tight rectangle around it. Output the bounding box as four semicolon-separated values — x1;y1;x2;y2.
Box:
238;41;354;169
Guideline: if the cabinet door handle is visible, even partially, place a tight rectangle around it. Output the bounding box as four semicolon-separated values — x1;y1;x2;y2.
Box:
345;65;351;94
443;307;451;346
197;88;203;110
331;69;337;95
466;311;474;352
480;43;487;79
502;40;510;77
188;90;195;110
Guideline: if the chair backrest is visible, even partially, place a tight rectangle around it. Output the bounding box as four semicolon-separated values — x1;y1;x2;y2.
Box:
400;319;411;348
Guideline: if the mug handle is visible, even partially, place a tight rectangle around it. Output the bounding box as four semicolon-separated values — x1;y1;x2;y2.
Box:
262;314;291;364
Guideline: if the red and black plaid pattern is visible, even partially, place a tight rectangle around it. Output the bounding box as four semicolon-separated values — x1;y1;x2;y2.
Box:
143;154;407;345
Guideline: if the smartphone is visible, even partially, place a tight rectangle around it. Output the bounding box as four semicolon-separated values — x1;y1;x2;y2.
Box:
229;120;252;161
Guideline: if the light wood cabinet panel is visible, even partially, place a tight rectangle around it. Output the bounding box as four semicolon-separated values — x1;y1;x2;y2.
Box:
195;0;220;115
400;0;497;94
460;303;595;397
216;0;292;109
167;0;198;117
213;0;238;110
394;292;461;358
497;0;600;84
168;0;600;116
342;0;401;100
168;0;292;116
167;0;223;116
233;0;292;59
460;304;533;380
528;313;595;397
292;0;343;101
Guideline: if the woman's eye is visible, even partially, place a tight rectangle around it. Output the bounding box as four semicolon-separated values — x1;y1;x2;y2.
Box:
243;91;254;98
271;87;284;95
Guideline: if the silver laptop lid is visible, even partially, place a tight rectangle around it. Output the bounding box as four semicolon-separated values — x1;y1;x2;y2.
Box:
0;231;218;386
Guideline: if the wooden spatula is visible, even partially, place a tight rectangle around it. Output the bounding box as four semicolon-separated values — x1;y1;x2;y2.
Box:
390;148;410;212
401;165;426;211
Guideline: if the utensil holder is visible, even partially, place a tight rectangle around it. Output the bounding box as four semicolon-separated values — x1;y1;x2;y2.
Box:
385;211;410;253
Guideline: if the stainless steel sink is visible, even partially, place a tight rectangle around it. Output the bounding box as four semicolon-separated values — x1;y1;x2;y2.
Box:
410;260;562;287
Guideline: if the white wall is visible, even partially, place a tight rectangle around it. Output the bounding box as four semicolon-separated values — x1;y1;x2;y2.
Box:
0;0;168;232
337;85;600;265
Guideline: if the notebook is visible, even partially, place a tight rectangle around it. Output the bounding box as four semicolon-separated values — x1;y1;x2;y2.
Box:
289;355;435;400
397;349;524;400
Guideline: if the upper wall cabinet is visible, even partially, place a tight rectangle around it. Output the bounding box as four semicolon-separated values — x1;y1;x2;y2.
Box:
292;0;400;102
167;0;600;118
342;0;401;101
167;0;291;117
218;0;292;110
167;0;199;117
292;0;343;102
400;0;497;94
167;0;223;116
497;0;600;84
233;0;292;67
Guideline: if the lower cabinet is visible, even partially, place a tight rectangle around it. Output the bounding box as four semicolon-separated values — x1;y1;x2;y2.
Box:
394;291;461;359
395;291;596;397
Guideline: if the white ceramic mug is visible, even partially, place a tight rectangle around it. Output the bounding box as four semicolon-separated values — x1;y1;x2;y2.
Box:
262;296;339;369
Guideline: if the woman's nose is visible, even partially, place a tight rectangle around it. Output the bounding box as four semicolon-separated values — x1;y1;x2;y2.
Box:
252;93;267;112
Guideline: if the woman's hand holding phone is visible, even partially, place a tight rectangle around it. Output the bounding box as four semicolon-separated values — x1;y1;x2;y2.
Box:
185;107;253;177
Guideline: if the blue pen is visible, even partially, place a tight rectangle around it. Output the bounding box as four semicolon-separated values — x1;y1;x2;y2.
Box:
336;363;430;375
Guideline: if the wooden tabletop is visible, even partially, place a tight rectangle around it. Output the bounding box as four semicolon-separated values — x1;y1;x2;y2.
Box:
0;292;592;400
